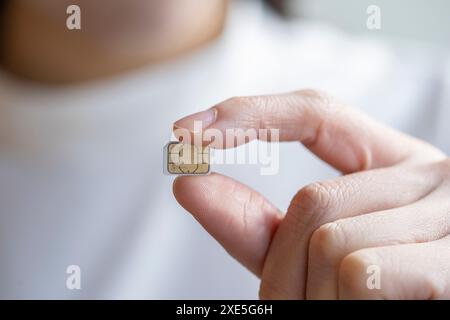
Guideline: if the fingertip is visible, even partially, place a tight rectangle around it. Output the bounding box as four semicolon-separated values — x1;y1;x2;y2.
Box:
172;175;183;202
172;173;219;213
172;175;199;208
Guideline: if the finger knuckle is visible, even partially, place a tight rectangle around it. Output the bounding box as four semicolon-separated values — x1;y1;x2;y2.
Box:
294;89;336;112
288;182;335;230
339;251;379;298
224;96;248;106
295;89;330;103
224;96;271;129
226;95;269;112
310;222;348;262
292;89;350;150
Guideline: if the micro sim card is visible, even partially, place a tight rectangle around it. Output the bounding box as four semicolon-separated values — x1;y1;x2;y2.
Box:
164;142;210;175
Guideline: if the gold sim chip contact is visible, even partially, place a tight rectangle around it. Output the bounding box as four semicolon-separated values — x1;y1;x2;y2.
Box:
164;142;210;175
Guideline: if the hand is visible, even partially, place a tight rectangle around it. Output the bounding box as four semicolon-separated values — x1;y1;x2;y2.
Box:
172;89;450;299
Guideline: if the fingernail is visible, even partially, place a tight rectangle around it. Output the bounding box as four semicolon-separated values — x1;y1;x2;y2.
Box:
174;107;217;132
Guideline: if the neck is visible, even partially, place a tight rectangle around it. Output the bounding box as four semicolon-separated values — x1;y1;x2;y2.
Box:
1;0;227;84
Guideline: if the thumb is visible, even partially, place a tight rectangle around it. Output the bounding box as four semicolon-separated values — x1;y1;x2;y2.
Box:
174;89;444;173
173;173;283;276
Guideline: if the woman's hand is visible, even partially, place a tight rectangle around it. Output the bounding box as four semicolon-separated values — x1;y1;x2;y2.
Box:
172;89;450;299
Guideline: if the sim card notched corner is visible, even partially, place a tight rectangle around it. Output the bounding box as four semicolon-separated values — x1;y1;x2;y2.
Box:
163;142;211;176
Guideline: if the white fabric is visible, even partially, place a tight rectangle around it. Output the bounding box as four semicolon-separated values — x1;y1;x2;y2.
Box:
0;1;448;299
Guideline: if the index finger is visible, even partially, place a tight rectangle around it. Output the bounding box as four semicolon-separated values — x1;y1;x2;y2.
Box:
174;89;444;173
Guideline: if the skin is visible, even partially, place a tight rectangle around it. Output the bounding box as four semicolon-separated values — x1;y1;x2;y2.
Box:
0;0;227;83
173;90;450;299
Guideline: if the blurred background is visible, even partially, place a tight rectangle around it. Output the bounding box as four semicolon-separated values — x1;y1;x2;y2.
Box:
269;0;450;46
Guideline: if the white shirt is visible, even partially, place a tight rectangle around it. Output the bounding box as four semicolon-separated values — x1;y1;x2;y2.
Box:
0;1;448;299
